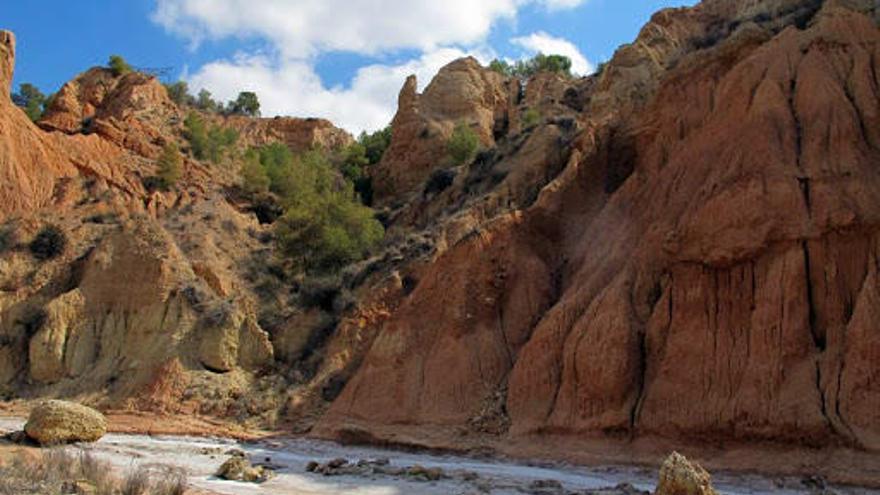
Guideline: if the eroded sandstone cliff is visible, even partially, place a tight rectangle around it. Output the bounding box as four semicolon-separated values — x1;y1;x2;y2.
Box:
317;0;880;458
1;0;879;482
0;33;349;423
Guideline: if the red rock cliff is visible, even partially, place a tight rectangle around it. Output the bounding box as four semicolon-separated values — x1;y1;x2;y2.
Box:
319;0;880;457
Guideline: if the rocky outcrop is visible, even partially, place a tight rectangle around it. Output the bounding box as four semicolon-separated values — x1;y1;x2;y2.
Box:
655;453;717;495
371;58;519;204
0;31;14;99
0;30;80;217
40;68;179;159
0;211;274;410
319;0;880;459
24;400;107;445
227;116;353;153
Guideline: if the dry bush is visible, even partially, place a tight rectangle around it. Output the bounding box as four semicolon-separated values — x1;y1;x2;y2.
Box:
121;465;151;495
152;466;188;495
0;448;187;495
123;464;189;495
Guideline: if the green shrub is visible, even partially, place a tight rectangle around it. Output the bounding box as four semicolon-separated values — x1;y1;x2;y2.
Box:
184;112;237;163
227;91;261;117
339;142;374;205
358;126;392;165
488;53;573;78
250;142;296;195
29;225;67;261
276;191;384;273
240;151;270;195
274;151;383;273
164;81;194;107
108;55;132;77
522;108;541;129
196;89;220;113
488;59;512;76
184;112;208;159
447;122;480;165
157;143;183;189
12;83;47;122
205;126;239;163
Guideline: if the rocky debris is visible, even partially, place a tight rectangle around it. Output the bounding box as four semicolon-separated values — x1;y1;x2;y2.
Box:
303;456;656;494
528;479;566;494
24;400;107;445
305;457;446;481
654;453;717;495
216;454;275;483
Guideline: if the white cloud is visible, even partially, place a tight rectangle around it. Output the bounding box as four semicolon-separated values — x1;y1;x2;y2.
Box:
153;0;580;58
541;0;587;10
153;1;589;133
511;31;593;75
187;47;493;133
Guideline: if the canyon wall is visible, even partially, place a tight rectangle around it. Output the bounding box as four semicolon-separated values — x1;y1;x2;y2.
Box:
319;0;880;453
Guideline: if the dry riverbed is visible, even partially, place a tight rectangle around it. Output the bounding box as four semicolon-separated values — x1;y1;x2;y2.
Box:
0;418;875;495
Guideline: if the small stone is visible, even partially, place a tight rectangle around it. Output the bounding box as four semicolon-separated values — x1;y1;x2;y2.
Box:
407;464;444;481
327;457;348;469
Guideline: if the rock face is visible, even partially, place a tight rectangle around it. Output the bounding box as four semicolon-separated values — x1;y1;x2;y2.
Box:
3;0;880;481
0;30;79;217
371;57;519;204
0;31;14;99
227;116;353;153
655;453;717;495
319;0;880;457
24;400;107;445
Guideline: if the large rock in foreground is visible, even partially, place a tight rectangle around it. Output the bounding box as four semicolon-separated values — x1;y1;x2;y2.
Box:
655;453;717;495
24;400;107;445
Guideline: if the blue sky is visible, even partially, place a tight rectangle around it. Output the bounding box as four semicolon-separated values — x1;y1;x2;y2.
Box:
5;0;695;132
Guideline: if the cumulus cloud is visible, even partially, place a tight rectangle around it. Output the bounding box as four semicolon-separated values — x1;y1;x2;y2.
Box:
511;31;593;75
187;48;492;133
154;0;589;133
153;0;585;56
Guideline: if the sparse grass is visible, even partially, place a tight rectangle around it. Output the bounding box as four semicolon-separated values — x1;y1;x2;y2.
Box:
0;448;188;495
121;465;151;495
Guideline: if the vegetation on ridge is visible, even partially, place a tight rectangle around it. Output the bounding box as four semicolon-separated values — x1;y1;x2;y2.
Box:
240;143;385;273
108;54;133;77
488;53;574;78
12;83;52;122
164;80;263;117
183;112;239;163
156;142;184;190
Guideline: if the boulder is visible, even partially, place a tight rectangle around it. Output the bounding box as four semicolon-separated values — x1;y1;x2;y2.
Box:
24;400;107;445
655;453;717;495
216;456;274;483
